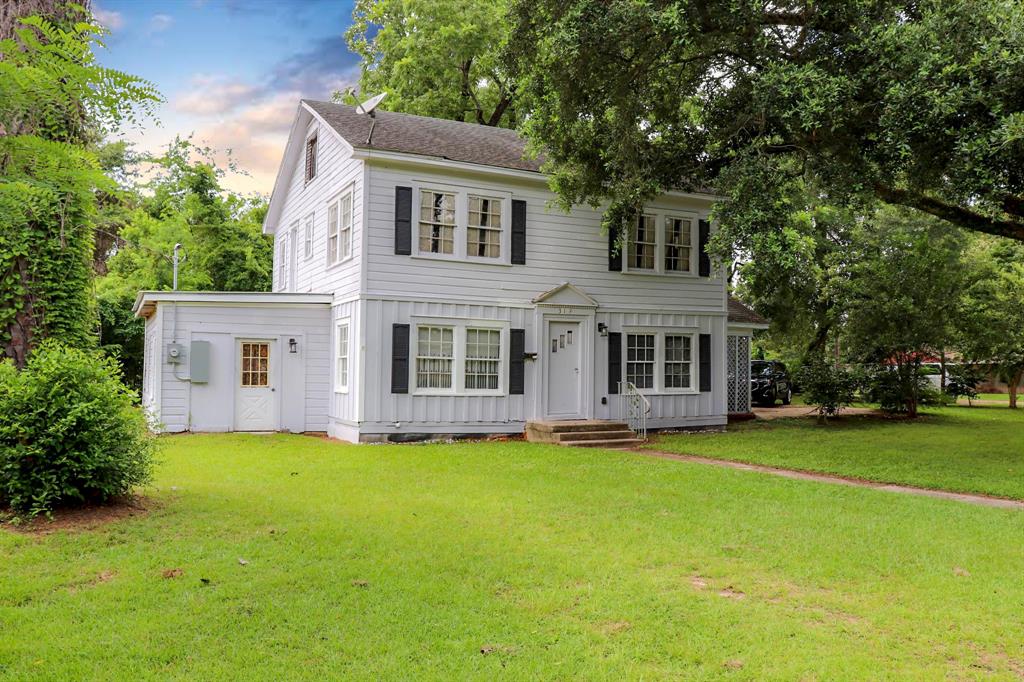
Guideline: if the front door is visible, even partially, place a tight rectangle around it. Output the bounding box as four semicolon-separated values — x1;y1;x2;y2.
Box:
546;321;583;418
234;340;278;431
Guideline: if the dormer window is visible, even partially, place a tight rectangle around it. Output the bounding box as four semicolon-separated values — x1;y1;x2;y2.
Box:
304;134;317;183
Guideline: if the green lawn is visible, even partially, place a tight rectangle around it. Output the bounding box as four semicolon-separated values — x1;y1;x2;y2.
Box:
652;406;1024;499
2;434;1023;679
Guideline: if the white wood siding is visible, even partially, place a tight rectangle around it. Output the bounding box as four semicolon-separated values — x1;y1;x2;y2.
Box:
363;162;725;311
154;302;331;433
273;118;363;299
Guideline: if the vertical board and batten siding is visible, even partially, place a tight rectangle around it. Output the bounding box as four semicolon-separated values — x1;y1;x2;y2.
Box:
363;163;724;310
155;302;331;433
593;311;728;426
360;298;533;432
329;299;361;439
273;116;364;299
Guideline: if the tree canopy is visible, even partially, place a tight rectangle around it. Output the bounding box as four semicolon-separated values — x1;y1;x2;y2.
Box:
344;0;519;127
508;0;1024;242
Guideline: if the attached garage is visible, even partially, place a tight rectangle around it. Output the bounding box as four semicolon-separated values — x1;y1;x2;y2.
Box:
134;292;332;433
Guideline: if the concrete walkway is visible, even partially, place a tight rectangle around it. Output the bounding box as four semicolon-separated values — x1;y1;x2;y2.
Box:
640;450;1024;510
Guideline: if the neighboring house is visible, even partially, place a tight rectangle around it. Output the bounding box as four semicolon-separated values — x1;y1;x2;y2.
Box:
134;101;768;442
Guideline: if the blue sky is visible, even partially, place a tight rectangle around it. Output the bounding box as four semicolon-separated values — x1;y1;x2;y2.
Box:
93;0;361;193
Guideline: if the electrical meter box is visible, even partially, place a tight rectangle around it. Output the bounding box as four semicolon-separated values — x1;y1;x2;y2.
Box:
166;343;185;364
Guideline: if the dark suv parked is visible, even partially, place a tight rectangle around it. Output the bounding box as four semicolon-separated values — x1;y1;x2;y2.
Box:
751;360;793;406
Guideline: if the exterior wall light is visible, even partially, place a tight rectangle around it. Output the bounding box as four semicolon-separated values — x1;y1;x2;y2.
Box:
289;338;298;354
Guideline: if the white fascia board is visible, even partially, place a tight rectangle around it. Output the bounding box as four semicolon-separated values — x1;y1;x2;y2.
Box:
133;291;333;317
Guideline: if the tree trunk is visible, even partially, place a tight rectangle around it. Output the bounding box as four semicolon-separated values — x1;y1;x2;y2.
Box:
3;255;35;369
1010;369;1022;409
939;349;946;391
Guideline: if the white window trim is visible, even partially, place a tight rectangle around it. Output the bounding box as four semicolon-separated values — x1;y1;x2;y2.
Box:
409;317;509;396
335;320;350;393
326;184;355;269
410;181;512;266
303;213;314;260
623;210;702;277
622;328;700;395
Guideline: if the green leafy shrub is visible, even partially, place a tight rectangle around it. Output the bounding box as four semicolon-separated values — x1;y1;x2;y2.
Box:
0;343;156;517
797;360;858;422
860;365;935;415
945;365;982;405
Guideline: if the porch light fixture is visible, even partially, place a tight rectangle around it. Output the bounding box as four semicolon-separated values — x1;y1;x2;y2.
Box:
597;322;608;337
288;338;298;354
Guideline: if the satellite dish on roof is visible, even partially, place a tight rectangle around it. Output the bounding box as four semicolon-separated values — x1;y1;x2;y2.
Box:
356;92;387;117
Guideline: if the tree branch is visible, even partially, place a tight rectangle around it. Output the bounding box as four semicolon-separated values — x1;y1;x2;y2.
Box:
874;184;1024;242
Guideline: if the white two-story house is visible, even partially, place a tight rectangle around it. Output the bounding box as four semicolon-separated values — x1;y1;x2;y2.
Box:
134;100;766;442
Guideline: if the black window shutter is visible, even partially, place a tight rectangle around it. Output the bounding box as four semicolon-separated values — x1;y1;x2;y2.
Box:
511;199;527;264
608;224;622;271
391;324;410;393
699;333;712;392
394;186;412;255
509;328;525;394
698;219;711;277
608;332;622;394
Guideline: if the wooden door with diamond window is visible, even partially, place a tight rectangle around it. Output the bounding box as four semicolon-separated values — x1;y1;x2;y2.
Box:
234;340;278;431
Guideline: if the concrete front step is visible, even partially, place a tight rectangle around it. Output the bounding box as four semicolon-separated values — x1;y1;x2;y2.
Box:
526;419;629;434
559;438;645;449
555;430;638;442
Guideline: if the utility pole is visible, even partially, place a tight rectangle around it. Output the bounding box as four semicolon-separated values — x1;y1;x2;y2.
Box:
173;243;182;291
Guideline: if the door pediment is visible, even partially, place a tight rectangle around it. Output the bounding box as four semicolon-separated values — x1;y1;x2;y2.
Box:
532;282;598;308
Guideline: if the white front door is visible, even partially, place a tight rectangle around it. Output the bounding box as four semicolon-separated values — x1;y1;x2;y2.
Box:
234;340;278;431
546;321;583;418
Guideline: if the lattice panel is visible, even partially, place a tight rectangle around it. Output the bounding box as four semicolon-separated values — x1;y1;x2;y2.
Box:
726;335;752;413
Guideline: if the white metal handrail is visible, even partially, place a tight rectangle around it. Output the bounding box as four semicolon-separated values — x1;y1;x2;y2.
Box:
618;381;651;440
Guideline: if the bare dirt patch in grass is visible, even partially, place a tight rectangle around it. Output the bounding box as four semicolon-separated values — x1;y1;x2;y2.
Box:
1;496;152;535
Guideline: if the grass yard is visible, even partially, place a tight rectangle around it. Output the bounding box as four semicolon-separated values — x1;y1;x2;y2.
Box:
2;434;1023;680
652;406;1024;500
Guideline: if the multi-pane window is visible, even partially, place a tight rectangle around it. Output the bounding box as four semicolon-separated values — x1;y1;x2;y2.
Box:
277;237;289;290
665;217;692;272
629;215;656;270
327;190;353;265
240;342;269;387
303;214;314;259
335;323;349;391
304;135;317;182
465;328;501;390
416;326;454;389
664;334;692;388
467;196;502;258
419;190;456;255
626;334;656;389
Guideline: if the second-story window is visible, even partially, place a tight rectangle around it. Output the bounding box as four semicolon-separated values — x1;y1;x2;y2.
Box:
304;134;317;183
327;187;354;266
467;196;502;259
629;215;656;270
303;213;314;260
419;190;456;255
665;217;692;272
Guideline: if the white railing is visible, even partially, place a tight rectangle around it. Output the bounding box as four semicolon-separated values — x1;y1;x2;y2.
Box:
618;381;651;441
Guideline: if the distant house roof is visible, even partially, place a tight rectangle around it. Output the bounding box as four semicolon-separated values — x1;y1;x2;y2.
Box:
727;297;769;327
304;99;543;173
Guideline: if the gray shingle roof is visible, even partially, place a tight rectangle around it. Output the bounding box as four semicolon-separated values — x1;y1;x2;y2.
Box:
304;99;542;173
727;297;769;326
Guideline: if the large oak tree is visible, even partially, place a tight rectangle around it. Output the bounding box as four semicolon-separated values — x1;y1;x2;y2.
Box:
508;0;1024;242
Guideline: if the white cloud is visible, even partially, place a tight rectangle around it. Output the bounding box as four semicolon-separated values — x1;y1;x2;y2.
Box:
149;14;174;33
93;6;125;32
175;74;263;116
